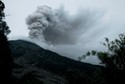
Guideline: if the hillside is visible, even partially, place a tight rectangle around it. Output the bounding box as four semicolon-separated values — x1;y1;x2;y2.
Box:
9;40;107;84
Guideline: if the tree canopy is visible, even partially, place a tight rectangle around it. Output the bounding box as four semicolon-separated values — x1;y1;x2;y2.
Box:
0;0;13;84
0;0;10;35
80;33;125;71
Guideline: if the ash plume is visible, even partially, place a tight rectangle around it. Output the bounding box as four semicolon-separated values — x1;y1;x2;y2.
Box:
26;5;100;45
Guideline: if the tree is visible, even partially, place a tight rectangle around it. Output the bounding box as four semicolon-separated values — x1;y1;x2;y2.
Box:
0;0;13;84
79;34;125;83
80;34;125;71
0;0;10;35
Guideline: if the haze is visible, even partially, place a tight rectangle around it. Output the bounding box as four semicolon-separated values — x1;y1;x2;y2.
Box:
4;0;125;64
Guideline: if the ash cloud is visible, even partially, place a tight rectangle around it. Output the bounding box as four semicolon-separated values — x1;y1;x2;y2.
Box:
26;5;101;45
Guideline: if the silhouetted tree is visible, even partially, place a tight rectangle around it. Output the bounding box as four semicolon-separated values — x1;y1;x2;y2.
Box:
80;33;125;83
0;0;13;84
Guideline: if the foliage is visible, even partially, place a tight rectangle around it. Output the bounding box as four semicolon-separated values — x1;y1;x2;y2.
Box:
0;1;13;84
80;33;125;71
0;0;10;35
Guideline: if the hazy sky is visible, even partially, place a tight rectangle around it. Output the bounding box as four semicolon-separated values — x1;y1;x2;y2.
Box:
4;0;125;37
3;0;125;64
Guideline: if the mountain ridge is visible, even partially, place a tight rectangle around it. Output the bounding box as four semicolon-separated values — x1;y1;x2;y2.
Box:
9;40;107;84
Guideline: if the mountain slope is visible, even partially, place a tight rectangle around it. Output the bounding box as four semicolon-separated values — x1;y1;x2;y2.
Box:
9;40;107;84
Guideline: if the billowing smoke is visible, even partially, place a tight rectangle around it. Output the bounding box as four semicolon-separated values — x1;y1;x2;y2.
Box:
26;5;101;45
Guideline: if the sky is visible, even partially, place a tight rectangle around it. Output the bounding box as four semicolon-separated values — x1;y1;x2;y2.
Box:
3;0;125;64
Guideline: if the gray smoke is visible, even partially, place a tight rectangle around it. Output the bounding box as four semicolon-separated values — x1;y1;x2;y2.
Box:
26;5;101;45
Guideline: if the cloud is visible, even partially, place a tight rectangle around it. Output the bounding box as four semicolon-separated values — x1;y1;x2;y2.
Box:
26;5;102;45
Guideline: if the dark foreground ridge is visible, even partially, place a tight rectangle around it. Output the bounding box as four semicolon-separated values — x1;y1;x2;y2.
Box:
9;40;107;84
